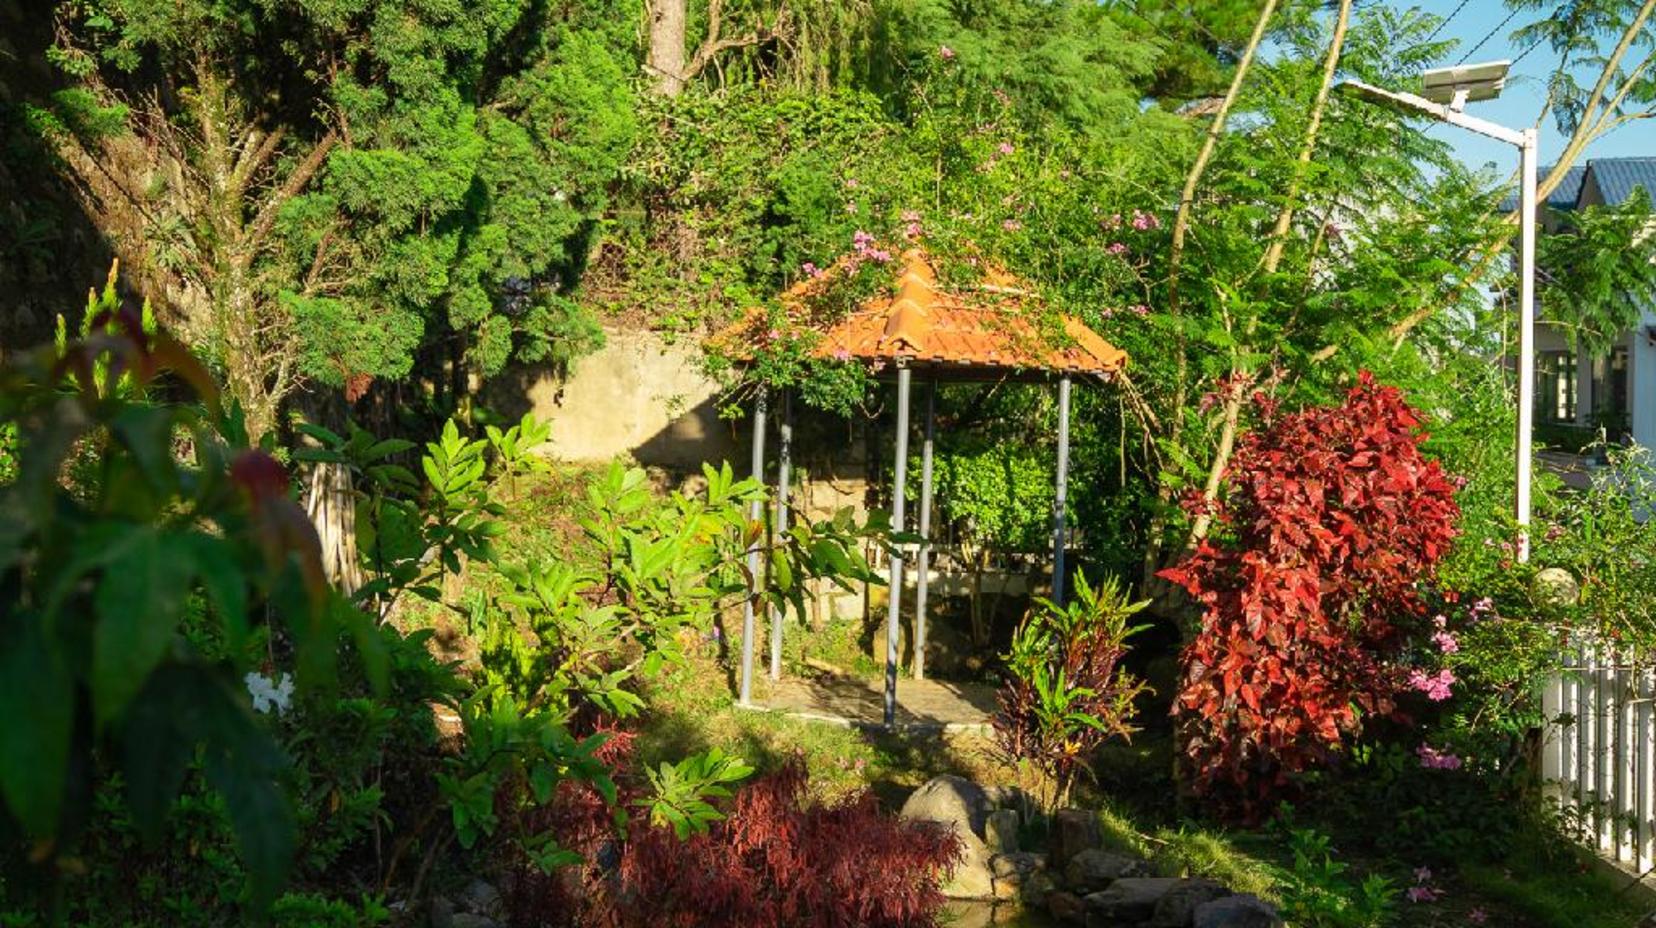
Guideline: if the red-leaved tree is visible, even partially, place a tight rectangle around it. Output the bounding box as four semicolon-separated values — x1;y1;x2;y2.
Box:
1159;373;1461;817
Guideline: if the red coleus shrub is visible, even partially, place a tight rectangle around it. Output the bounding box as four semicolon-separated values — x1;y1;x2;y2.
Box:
1159;372;1461;818
505;745;960;928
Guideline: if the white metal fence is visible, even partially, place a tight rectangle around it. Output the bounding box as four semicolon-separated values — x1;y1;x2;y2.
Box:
1541;645;1656;876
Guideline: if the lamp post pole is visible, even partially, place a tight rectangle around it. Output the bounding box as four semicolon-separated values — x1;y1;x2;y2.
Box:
1339;77;1536;563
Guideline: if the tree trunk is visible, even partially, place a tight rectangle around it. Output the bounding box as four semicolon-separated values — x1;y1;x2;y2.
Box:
307;460;364;594
1184;0;1353;554
1141;0;1278;597
646;0;688;95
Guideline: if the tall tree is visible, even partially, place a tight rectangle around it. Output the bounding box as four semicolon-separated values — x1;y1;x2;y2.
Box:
37;0;635;440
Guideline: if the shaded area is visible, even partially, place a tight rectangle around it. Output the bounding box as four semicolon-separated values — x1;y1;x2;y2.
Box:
757;669;998;734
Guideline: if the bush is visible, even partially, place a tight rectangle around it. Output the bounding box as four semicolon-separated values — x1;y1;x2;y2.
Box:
993;573;1148;808
1161;373;1462;817
513;755;961;928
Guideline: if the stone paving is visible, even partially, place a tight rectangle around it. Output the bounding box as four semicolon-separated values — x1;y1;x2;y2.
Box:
756;671;998;733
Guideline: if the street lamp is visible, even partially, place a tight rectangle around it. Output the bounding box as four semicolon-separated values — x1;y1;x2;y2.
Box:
1339;60;1537;563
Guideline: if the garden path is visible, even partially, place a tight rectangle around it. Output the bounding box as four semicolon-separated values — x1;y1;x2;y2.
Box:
755;671;997;735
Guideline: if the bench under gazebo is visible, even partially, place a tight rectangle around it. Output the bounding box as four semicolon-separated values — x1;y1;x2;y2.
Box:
723;248;1129;728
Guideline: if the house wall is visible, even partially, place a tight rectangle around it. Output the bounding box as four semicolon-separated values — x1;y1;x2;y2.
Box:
1628;312;1656;450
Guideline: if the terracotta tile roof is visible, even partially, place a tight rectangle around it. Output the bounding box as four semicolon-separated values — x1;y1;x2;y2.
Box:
719;249;1128;377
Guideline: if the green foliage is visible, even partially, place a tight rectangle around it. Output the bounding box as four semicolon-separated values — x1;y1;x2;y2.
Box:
1275;823;1397;928
1537;192;1656;354
640;748;756;839
914;438;1055;554
995;574;1148;809
0;307;381;912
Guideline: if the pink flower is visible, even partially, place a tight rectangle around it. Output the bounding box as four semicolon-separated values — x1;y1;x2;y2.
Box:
900;209;922;223
1105;213;1123;229
1406;886;1440;903
868;248;892;262
938;45;956;60
1413;866;1433;883
1059;169;1072;180
1409;667;1456;701
905;222;923;238
1130;304;1150;317
1433;614;1447;629
1468;907;1489;924
1416;745;1463;770
1107;242;1127;255
831;347;851;362
1546;522;1565;540
765;328;782;342
1472;596;1494;616
998;142;1015;155
1433;629;1460;654
844;201;858;214
845;177;860;189
1002;218;1022;231
1131;210;1158;230
852;229;875;249
801;261;821;278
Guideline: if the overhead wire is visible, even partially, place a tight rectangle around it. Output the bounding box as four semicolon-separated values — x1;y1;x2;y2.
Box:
1456;7;1523;65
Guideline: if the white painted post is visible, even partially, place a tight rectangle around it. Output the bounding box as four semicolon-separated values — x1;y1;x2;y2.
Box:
914;380;936;681
1052;375;1073;605
739;388;767;707
769;390;793;681
884;367;912;727
1516;128;1538;562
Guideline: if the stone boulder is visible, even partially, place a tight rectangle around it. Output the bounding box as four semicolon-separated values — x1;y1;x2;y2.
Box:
1047;890;1086;925
989;851;1044;900
1192;894;1284;928
986;809;1021;853
1083;877;1186;925
900;775;991;844
1049;808;1102;869
1063;848;1150;894
901;776;999;899
1149;879;1232;928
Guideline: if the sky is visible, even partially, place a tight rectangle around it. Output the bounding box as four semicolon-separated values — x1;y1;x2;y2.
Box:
1407;0;1655;175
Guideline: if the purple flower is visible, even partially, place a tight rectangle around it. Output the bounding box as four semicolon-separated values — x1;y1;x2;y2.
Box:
1406;886;1440;903
1416;745;1463;770
938;45;956;60
1132;210;1154;230
1414;866;1434;883
1107;242;1128;255
1469;907;1489;924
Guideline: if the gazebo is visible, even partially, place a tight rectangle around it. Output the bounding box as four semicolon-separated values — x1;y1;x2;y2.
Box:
724;249;1128;727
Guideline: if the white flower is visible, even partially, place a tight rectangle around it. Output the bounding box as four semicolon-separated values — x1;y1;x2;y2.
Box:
245;671;295;715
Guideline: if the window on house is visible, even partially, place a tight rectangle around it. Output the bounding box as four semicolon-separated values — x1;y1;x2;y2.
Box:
1608;346;1629;431
1538;350;1577;423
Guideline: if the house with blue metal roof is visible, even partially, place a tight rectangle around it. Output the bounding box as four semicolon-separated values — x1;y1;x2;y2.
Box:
1522;157;1656;450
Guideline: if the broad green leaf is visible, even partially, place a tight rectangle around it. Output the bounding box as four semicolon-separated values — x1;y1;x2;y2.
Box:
92;529;194;725
0;617;72;837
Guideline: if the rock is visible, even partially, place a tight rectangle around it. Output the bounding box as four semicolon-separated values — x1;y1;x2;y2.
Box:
989;851;1043;900
1020;869;1057;908
983;784;1037;810
1150;879;1232;928
986;809;1021;853
903;775;998;899
1083;877;1186;925
1049;808;1102;869
1047;890;1086;925
900;775;992;844
1192;894;1284;928
1063;849;1150;893
429;896;455;928
458;879;502;918
1533;567;1581;606
449;916;500;928
941;837;997;900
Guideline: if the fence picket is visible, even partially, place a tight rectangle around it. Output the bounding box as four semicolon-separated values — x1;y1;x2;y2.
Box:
1547;644;1654;875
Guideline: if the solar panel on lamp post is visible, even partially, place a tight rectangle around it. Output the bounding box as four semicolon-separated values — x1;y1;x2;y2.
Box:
1338;60;1535;563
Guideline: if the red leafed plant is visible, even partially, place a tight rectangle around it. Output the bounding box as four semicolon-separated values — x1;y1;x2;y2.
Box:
505;747;961;928
1159;372;1461;817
